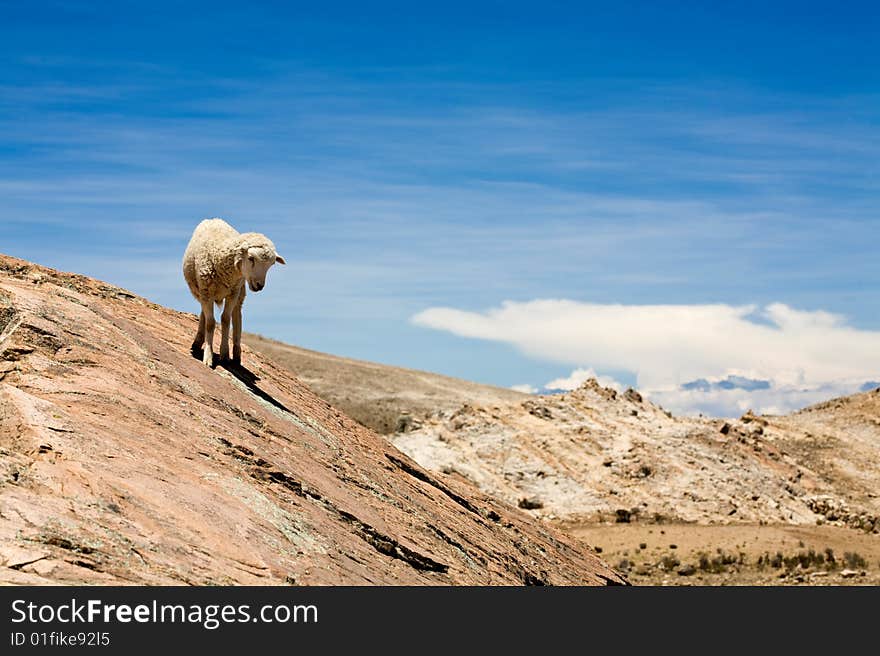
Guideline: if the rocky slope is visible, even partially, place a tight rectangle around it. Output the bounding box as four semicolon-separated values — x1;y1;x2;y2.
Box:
244;334;526;434
0;254;625;585
767;390;880;524
391;380;880;531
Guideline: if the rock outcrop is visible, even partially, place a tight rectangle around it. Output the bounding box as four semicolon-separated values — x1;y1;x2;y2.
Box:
392;379;880;528
0;254;625;586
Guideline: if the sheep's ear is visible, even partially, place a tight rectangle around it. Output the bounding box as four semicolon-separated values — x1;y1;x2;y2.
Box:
275;255;286;265
234;248;246;271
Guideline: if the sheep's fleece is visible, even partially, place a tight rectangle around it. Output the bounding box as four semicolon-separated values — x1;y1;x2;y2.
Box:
183;218;285;367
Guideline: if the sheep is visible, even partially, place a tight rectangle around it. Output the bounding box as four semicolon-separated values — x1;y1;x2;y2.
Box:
182;218;286;367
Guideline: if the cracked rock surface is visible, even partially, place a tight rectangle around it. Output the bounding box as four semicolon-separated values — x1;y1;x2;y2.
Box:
0;254;625;586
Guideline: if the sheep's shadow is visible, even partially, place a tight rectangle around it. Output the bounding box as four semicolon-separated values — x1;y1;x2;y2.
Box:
222;361;295;414
190;348;293;414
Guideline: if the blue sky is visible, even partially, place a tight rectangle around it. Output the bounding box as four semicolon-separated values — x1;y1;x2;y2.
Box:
2;2;878;414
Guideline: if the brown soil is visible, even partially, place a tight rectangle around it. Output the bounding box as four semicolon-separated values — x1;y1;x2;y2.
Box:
566;522;880;586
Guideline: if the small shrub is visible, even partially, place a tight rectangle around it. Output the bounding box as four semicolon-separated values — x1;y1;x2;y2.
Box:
824;548;836;568
659;554;680;571
699;553;711;571
698;550;742;574
843;552;867;569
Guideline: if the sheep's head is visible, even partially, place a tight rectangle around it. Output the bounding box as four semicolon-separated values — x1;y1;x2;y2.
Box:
236;237;286;292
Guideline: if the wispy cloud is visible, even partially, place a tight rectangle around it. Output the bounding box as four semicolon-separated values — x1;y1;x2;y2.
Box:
2;57;878;386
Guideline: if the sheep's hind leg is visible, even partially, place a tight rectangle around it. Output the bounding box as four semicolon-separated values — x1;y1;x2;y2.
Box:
200;299;216;367
219;296;234;362
232;302;243;364
191;310;206;354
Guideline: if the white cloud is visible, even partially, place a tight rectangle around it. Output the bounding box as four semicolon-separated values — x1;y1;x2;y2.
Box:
544;367;623;392
412;300;880;416
509;384;538;394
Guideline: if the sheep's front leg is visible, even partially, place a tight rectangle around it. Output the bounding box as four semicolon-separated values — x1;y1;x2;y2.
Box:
232;302;243;364
219;296;234;361
191;309;206;353
200;299;216;367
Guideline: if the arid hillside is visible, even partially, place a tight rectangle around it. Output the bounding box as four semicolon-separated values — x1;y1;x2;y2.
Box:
391;381;880;532
244;334;526;434
0;254;625;586
768;391;880;515
386;380;879;585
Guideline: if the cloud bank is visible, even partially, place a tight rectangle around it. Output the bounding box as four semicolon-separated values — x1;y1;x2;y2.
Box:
412;300;880;416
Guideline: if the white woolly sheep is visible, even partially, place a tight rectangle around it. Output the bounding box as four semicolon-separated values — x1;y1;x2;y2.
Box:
182;218;286;367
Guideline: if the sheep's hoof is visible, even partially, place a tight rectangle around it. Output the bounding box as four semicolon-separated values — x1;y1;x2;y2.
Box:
202;351;215;368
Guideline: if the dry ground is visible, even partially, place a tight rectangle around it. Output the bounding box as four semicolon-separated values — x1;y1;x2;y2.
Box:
567;522;880;585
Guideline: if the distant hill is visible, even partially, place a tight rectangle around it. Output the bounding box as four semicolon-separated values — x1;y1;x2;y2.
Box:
389;379;880;532
244;334;526;434
769;387;880;515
